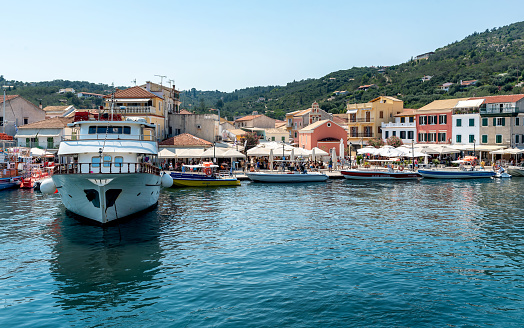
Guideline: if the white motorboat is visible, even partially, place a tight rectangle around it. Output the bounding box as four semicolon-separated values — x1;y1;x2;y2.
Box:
41;111;172;224
246;170;328;183
507;165;524;177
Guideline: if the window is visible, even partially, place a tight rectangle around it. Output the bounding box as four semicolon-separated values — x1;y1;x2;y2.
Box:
496;135;502;143
419;116;427;125
385;131;389;139
392;131;396;137
123;126;131;134
482;118;488;127
481;135;488;144
400;131;406;139
516;117;520;126
516;135;520;144
47;137;54;149
418;133;428;142
469;118;475;127
92;157;100;168
437;132;446;142
469;135;475;143
408;131;414;140
456;135;462;143
456;118;462;127
103;155;112;167
439;115;447;124
0;117;3;126
114;156;123;167
409;117;414;123
379;111;383;119
400;117;405;123
88;126;96;134
428;133;437;142
350;114;356;122
271;136;275;141
327;123;331;127
281;136;285;141
493;117;505;126
23;117;28;125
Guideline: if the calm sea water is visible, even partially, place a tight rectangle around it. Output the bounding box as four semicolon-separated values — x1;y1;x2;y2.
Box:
0;178;523;327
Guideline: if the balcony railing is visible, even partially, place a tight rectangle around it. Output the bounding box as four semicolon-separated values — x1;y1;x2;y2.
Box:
381;122;416;128
114;106;156;114
349;133;374;138
480;106;519;115
348;117;374;123
53;162;161;176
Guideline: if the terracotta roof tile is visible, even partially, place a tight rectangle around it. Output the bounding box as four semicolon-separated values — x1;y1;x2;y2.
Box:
18;117;73;129
159;133;212;146
0;95;19;104
42;105;71;112
470;94;524;104
103;86;161;99
235;114;262;122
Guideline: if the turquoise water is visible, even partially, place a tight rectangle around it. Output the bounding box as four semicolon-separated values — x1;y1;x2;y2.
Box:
0;179;523;327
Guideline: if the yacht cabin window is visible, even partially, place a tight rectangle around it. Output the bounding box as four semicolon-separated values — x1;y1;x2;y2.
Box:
115;156;123;167
88;126;132;134
92;157;100;167
103;156;112;167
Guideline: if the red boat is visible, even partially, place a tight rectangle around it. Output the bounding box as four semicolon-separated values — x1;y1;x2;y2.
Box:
341;169;421;180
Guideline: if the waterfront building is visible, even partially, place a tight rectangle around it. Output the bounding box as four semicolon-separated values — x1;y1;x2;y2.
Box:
0;95;45;136
103;86;166;141
234;113;276;129
159;133;212;151
415;98;467;144
381;109;416;144
14;117;72;150
473;94;524;147
298;119;347;155
451;99;483;147
168;111;219;143
77;92;104;99
346;96;404;147
141;81;181;139
286;102;332;143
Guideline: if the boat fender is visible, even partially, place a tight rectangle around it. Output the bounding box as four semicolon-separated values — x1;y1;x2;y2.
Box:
204;168;212;176
398;166;404;171
161;172;174;188
40;178;56;195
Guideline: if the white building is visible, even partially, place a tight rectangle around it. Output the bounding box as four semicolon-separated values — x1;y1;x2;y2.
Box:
381;109;416;143
451;99;483;146
15;117;73;150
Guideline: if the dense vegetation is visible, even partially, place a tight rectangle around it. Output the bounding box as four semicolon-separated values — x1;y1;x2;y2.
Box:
0;77;112;109
3;21;524;119
182;21;524;119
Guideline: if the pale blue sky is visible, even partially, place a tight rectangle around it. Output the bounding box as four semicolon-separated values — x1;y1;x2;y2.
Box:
2;0;524;92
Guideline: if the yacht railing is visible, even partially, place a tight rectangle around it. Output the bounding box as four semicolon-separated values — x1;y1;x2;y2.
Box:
53;162;161;176
61;134;156;141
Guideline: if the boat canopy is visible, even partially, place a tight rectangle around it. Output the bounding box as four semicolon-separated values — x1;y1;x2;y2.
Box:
58;140;157;156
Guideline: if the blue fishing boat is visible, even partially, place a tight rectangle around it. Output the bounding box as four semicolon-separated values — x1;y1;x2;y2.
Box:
418;168;495;179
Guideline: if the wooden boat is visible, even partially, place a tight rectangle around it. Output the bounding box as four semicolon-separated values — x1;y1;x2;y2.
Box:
246;171;328;183
169;163;240;187
341;168;421;180
418;168;495;179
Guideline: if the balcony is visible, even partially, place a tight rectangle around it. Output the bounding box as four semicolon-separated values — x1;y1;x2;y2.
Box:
348;117;374;124
381;122;416;128
480;106;519;116
114;106;157;114
349;133;374;138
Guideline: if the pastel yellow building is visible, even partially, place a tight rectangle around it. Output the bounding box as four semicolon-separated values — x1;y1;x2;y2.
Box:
104;86;166;141
346;96;404;146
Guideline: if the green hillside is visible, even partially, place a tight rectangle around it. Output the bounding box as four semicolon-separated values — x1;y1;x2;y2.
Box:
182;21;524;119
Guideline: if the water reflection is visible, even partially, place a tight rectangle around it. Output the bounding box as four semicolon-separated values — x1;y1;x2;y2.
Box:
47;209;163;311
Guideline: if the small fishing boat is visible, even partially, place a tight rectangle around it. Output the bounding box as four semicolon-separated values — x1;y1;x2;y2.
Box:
246;170;328;183
0;149;22;190
341;168;421;180
169;162;240;187
418;168;495;179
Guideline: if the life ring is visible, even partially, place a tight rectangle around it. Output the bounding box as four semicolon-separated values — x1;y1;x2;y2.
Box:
398;166;404;171
204;167;212;176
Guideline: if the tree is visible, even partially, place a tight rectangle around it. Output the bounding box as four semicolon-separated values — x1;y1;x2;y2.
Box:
243;132;260;151
386;136;403;147
367;137;384;148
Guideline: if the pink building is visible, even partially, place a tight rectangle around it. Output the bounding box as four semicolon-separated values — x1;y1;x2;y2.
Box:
298;120;347;155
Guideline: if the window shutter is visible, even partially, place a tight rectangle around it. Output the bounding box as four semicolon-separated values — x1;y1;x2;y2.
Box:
493;118;497;126
501;118;505;126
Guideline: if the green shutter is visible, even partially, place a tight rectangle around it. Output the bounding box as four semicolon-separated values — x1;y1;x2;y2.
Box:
493;118;497;126
482;135;487;143
501;118;505;126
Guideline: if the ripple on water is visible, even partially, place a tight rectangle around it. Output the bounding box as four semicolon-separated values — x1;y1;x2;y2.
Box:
0;179;523;327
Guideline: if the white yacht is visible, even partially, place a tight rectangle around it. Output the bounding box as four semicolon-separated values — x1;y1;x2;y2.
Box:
42;111;172;224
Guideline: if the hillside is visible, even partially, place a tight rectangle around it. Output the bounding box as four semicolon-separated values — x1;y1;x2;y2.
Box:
3;21;524;120
182;21;524;120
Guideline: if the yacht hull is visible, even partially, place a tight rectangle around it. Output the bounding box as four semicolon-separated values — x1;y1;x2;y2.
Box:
52;173;161;224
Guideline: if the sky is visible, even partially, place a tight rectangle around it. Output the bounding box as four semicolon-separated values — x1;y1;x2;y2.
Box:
2;0;524;92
